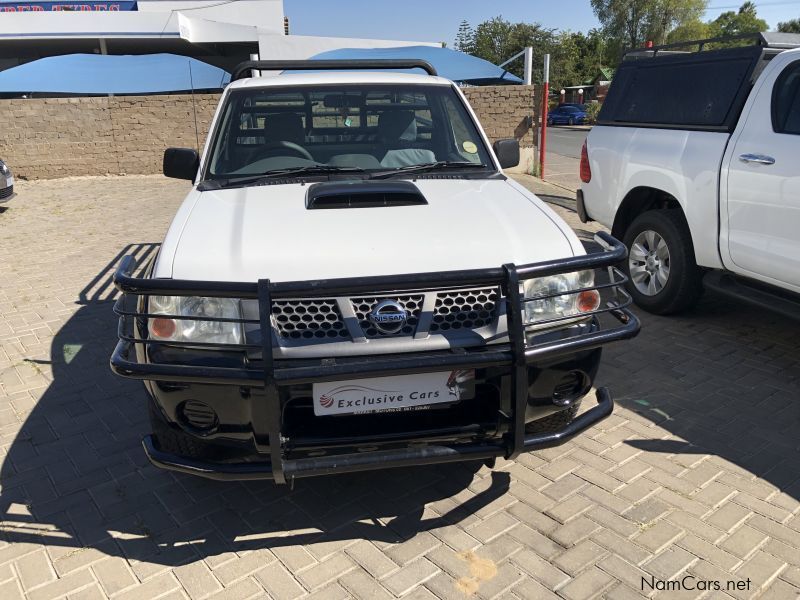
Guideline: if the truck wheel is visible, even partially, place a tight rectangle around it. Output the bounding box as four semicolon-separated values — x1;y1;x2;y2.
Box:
148;401;214;459
525;401;581;434
623;209;702;314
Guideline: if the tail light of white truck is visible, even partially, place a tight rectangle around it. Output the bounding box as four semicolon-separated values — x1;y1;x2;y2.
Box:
580;140;591;183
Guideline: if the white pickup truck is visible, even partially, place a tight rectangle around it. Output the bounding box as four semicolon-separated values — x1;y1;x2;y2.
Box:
579;33;800;316
109;59;639;484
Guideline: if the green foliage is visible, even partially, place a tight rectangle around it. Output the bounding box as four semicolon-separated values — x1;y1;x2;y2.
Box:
467;17;613;92
778;18;800;34
706;2;768;48
454;20;475;54
584;102;602;124
460;1;769;94
590;0;707;51
667;19;709;43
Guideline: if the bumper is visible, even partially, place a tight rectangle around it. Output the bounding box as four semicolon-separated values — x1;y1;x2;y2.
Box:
576;189;591;223
111;231;640;483
142;387;615;481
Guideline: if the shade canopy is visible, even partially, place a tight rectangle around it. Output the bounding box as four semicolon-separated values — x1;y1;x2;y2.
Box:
0;54;230;95
309;46;522;85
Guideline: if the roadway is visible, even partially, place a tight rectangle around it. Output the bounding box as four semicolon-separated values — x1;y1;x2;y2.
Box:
543;125;589;159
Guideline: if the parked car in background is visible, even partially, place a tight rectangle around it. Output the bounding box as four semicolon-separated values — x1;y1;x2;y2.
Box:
109;59;639;484
579;33;800;318
547;105;587;126
0;160;14;203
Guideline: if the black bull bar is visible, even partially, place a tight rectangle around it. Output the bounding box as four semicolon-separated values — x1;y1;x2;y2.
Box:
111;232;640;483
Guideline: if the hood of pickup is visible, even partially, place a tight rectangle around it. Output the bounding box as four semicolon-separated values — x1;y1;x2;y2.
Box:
159;178;579;283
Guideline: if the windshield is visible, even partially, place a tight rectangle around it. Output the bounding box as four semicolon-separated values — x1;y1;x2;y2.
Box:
205;83;494;179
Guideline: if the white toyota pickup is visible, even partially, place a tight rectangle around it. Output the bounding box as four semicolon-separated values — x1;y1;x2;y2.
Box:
579;33;800;316
109;59;639;484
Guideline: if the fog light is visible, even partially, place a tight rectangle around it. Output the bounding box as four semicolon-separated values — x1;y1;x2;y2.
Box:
179;400;218;431
553;371;585;406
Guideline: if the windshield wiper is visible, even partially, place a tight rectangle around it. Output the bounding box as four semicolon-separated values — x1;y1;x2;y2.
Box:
369;161;489;180
201;165;366;190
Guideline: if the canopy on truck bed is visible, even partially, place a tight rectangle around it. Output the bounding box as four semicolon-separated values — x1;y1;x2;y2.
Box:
598;33;800;132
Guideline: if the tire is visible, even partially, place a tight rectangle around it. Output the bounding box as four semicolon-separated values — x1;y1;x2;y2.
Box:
568;117;574;125
547;119;553;127
525;401;581;434
622;209;703;315
148;401;214;459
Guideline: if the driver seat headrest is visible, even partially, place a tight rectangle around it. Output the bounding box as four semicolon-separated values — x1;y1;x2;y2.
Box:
378;110;417;144
264;113;305;145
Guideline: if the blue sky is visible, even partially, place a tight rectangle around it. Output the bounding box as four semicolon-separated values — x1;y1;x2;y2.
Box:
284;0;800;45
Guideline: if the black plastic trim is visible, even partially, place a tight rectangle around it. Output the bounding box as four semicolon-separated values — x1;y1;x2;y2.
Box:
141;388;614;481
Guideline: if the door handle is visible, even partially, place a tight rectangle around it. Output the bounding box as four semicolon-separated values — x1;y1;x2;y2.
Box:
739;153;775;165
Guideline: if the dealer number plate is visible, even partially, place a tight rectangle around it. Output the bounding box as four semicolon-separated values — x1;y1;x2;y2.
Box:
312;371;466;416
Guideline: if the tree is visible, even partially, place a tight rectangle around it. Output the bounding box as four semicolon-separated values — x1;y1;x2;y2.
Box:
454;20;475;54
590;0;708;50
778;18;800;33
468;17;580;90
707;2;768;40
667;18;709;43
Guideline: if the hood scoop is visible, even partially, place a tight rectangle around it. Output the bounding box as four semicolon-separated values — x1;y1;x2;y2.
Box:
305;180;427;210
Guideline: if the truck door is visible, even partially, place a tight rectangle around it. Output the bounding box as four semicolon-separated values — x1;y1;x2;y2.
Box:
724;57;800;289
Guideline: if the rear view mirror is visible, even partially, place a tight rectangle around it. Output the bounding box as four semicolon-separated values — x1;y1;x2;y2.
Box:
163;148;199;181
493;139;520;169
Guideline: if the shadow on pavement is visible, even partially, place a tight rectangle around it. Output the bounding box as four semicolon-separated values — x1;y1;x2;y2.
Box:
0;245;509;566
607;292;800;499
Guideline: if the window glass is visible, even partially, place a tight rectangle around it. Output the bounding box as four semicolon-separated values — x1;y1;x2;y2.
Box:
442;94;484;163
772;61;800;135
205;84;492;177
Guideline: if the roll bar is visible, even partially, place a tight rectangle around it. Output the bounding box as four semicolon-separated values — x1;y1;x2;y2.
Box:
231;59;439;81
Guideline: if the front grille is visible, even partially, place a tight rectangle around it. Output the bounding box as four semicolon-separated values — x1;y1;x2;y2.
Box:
0;185;12;200
351;294;424;338
271;299;349;340
430;288;499;332
265;287;502;349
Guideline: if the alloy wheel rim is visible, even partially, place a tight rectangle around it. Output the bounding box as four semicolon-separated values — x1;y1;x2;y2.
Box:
629;229;671;296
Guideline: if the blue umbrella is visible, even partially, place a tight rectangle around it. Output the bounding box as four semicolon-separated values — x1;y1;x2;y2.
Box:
308;46;522;85
0;54;230;95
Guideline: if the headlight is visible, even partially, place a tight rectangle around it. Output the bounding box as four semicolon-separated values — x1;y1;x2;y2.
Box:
0;161;10;176
523;270;601;328
148;296;243;345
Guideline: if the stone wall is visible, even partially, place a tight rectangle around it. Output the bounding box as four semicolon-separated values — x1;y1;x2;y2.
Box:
0;94;220;180
463;84;538;149
0;86;537;180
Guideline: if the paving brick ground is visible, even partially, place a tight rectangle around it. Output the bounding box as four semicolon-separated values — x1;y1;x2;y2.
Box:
1;175;799;600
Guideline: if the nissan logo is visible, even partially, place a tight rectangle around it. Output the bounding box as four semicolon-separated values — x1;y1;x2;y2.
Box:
368;300;408;335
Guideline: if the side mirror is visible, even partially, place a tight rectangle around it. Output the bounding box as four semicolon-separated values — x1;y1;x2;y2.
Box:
493;139;520;169
163;148;199;181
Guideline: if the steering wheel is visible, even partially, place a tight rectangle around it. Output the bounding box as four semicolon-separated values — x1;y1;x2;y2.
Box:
249;140;314;162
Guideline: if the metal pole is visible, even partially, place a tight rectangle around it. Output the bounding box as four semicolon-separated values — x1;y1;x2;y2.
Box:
540;53;550;179
523;47;532;86
249;53;261;78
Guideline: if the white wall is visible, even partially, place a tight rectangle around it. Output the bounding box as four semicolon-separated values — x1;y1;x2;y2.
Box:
139;0;284;33
0;0;282;39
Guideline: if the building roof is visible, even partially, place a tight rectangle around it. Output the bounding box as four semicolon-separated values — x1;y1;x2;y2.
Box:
0;53;229;95
308;46;522;85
